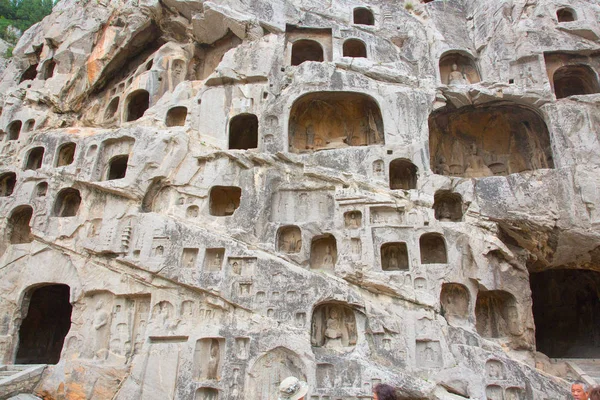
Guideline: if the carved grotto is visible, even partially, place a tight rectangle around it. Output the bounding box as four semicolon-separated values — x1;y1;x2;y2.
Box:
0;0;600;399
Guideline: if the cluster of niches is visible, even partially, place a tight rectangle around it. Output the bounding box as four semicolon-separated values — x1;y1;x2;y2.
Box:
276;192;461;272
0;138;135;243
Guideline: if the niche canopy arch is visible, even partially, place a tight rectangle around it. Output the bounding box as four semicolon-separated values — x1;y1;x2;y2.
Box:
288;92;384;152
291;40;324;66
429;102;554;177
552;64;600;99
439;51;481;86
556;8;576;22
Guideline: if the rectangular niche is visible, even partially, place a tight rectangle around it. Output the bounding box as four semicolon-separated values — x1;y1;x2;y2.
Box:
381;242;409;271
181;248;199;268
204;248;225;271
416;340;443;368
370;206;404;225
193;338;225;380
93;137;135;181
286;25;333;65
209;186;241;216
195;387;219;400
228;257;256;276
316;363;335;388
271;190;334;223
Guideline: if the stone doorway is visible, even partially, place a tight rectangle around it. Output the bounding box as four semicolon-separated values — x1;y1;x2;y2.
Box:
15;284;72;364
530;269;600;358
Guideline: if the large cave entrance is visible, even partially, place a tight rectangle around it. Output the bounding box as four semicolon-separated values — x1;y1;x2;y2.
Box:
429;103;554;177
530;269;600;358
15;284;73;364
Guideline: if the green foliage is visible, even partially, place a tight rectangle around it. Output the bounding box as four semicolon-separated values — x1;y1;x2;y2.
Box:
0;0;56;46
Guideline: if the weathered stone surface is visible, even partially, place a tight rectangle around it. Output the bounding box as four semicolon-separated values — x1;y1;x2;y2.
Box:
0;0;599;399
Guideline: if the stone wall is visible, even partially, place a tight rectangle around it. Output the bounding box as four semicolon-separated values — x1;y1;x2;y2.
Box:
1;0;599;398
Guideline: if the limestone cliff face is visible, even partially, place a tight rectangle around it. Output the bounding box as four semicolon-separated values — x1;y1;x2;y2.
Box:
0;0;599;399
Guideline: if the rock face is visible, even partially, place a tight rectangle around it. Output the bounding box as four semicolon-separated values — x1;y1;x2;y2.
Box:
0;0;599;399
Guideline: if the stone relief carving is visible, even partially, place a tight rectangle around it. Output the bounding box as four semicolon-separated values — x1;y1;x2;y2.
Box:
311;303;357;349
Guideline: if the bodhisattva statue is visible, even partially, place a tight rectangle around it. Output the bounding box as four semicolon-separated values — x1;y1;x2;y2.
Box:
322;245;334;267
464;143;493;178
448;63;470;86
324;308;342;347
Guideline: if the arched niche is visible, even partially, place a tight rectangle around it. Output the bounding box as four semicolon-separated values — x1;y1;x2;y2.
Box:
344;210;362;229
277;225;302;254
56;142;76;167
343;39;367;58
106;155;129;180
195;388;219;400
166;106;187;127
41;59;56;80
24;119;35;132
439;52;480;85
25;147;44;170
353;7;374;25
0;172;16;196
8;205;34;244
104;97;120;121
310;234;337;270
433;191;463;222
475;290;520;338
389;159;417;190
209;186;241;216
557;8;576;22
16;284;72;364
291;39;324;66
289;92;384;152
36;182;48;197
193;338;224;380
53;188;82;217
420;233;447;264
229;114;258;150
531;269;600;358
125;90;150;122
440;283;470;322
19;64;38;83
248;347;306;400
8;120;22;140
429;103;554;177
381;242;409;270
553;64;600;99
311;303;357;348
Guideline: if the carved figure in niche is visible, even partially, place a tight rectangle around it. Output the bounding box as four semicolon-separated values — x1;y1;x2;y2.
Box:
435;156;451;175
506;306;521;336
305;124;315;149
388;248;399;269
373;160;384;177
280;227;302;253
464;143;493;178
212;252;222;270
441;284;469;323
322;245;334;268
312;303;357;349
324;308;343;347
247;347;306;400
345;211;361;229
92;300;110;359
154;245;164;257
416;340;442;367
207;339;220;380
235;337;249;359
486;360;504;380
485;385;503;400
448;64;470;86
232;261;241;275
